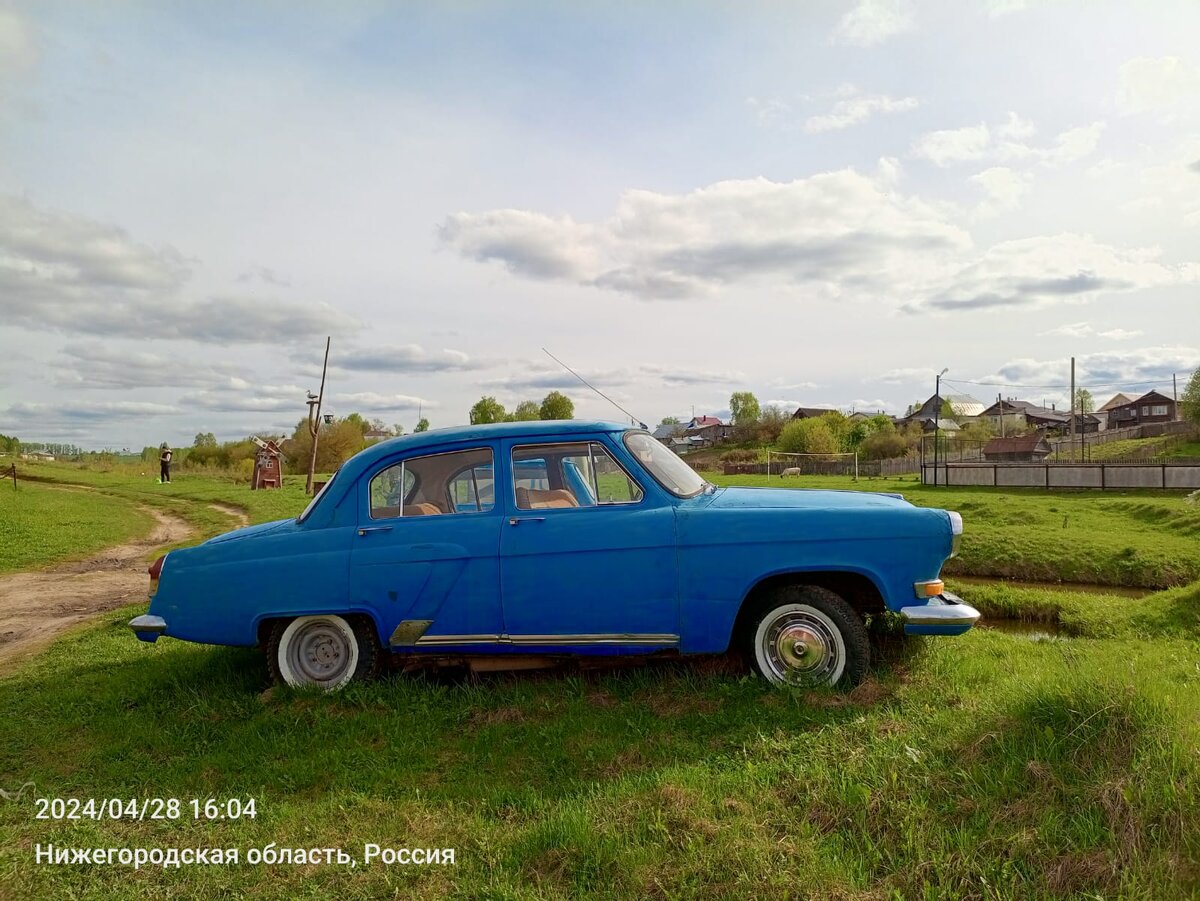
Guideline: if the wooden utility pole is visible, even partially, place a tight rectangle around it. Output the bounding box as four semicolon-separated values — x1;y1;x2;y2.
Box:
306;337;331;495
998;392;1005;438
1069;356;1076;462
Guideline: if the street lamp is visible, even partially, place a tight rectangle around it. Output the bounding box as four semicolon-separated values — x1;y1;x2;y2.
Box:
933;368;949;487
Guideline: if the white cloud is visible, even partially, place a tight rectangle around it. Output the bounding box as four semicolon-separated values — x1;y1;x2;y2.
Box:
970;166;1033;216
989;346;1200;393
804;86;919;133
0;193;357;342
1116;56;1200;117
1039;322;1144;340
442;169;971;301
921;233;1197;313
984;0;1032;16
912;117;1103;168
301;344;489;375
55;342;246;390
831;0;915;48
746;96;792;127
912;124;992;166
332;392;432;412
0;6;38;80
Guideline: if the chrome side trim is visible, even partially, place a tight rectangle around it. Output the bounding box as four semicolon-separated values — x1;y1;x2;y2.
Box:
413;632;679;647
128;614;167;634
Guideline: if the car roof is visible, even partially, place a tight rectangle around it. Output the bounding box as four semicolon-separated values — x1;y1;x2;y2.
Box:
345;420;634;474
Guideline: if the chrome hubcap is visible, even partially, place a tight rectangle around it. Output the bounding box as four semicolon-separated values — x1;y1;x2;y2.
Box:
761;610;841;685
288;621;352;684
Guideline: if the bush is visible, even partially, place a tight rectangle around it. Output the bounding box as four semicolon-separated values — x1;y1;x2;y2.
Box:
777;418;839;455
720;449;759;463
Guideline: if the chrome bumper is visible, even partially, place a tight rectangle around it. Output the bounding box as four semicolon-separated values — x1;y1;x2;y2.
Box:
900;591;980;635
129;614;167;643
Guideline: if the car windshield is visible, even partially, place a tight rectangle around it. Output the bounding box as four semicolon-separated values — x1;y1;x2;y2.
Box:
297;469;338;523
623;431;709;498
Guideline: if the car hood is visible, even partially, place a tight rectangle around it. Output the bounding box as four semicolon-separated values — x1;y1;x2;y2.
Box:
205;518;297;544
705;487;912;511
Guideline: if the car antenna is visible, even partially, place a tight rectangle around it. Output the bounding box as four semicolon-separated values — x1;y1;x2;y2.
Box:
541;347;647;429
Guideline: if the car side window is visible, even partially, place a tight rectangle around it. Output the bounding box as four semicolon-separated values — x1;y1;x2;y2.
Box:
512;442;643;510
369;447;495;519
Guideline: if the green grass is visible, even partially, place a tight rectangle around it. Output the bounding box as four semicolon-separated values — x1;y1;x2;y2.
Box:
1;592;1198;898
3;466;1200;897
0;481;153;573
1163;440;1200;459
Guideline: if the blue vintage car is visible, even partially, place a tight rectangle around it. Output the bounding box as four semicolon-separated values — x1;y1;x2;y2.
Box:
129;421;977;689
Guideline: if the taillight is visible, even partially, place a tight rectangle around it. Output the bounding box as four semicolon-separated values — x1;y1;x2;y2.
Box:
148;554;167;579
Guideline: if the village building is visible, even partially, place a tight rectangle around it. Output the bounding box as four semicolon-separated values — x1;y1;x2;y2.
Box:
1103;390;1177;430
982;434;1054;462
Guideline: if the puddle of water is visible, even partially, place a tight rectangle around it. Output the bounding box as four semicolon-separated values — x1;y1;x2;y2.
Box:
977;619;1069;641
950;575;1152;599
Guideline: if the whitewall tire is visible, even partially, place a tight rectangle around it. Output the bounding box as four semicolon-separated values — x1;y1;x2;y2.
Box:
744;585;870;688
267;614;380;690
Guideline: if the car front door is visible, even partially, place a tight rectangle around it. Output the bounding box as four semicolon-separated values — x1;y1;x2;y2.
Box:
349;445;504;647
498;436;678;647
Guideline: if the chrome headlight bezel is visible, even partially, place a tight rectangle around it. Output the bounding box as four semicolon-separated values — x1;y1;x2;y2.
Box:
946;510;963;557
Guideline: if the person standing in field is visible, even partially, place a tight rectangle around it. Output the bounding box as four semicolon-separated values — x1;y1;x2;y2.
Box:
159;443;173;483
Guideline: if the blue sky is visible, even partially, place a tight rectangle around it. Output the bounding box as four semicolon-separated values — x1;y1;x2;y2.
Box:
1;1;1197;448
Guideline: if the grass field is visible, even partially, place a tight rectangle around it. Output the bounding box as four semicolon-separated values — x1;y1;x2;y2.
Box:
1;464;1199;897
0;481;153;573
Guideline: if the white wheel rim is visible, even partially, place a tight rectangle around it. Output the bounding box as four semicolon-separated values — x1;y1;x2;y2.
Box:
754;603;847;686
277;615;359;690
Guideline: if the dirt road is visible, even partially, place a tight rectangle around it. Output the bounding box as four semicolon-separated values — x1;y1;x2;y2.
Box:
0;506;195;673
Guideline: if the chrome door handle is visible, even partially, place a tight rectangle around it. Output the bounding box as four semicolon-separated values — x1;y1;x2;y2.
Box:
508;517;546;526
357;525;394;535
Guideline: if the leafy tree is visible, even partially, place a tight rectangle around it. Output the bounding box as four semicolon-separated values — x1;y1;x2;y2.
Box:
510;400;541;421
0;433;19;455
777;418;839;455
343;412;369;435
414;418;430;433
1074;389;1095;413
283;415;366;474
1181;368;1200;426
539;391;574;420
860;426;909;461
757;406;789;443
470;396;507;424
193;432;217;447
659;416;681;426
729;392;761;427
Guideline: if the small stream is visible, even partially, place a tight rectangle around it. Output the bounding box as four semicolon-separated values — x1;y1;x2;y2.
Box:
949;575;1156;640
949;574;1153;599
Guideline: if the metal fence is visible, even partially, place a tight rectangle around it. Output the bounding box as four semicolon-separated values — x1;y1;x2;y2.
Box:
922;462;1200;490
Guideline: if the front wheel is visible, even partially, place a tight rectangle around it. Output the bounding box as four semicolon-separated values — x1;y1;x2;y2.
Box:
744;585;870;688
267;615;381;690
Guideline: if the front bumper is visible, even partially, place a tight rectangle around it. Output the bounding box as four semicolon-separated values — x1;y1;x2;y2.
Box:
900;591;980;636
129;614;167;643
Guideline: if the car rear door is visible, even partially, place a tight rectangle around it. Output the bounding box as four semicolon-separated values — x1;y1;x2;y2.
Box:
349;444;504;647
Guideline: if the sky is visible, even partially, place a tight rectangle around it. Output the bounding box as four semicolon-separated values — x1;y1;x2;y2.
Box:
1;0;1197;449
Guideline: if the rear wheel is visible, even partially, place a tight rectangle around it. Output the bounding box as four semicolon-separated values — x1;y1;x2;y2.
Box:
267;615;381;690
743;585;869;688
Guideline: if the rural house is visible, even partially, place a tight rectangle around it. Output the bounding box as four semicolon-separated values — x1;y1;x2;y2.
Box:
982;434;1053;462
790;406;839;420
980;399;1100;435
900;394;985;431
1104;390;1177;429
683;415;731;446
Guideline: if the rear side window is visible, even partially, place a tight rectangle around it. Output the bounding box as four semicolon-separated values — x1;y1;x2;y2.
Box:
369;447;494;519
511;442;643;510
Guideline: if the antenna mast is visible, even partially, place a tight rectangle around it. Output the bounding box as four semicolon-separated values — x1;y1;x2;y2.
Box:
541;348;644;426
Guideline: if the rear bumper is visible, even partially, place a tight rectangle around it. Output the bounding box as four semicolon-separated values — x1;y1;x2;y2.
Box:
900;592;980;636
129;614;167;643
